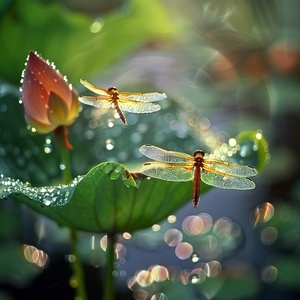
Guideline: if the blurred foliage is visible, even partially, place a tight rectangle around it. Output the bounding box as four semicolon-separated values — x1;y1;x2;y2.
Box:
0;0;174;85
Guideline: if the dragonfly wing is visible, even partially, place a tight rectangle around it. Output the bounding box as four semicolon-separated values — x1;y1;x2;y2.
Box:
203;160;258;177
80;79;109;96
119;100;161;113
201;171;256;190
121;92;167;102
78;96;112;109
139;162;194;182
139;145;193;163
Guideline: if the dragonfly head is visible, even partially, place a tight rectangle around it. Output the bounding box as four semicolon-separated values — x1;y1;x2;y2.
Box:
108;86;118;92
193;150;205;159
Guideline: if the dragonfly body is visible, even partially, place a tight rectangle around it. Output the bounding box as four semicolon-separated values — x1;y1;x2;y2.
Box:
79;79;167;125
105;86;127;124
139;145;258;208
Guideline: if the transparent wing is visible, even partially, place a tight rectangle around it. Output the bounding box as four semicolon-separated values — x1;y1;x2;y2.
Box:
119;100;161;113
139;145;193;163
139;162;194;182
80;79;109;96
120;92;167;102
78;96;112;109
203;160;258;177
201;171;256;190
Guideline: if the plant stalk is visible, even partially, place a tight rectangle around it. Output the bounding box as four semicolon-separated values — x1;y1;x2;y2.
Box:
70;229;88;300
56;126;87;300
103;233;116;300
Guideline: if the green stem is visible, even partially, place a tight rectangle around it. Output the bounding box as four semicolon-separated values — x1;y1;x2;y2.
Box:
103;234;116;300
60;139;72;184
70;229;88;300
55;126;87;300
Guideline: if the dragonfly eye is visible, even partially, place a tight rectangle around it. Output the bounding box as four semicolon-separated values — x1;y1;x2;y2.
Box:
193;150;205;158
108;86;117;92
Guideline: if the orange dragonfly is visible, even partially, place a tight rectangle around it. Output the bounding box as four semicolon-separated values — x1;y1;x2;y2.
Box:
139;145;258;208
79;79;167;125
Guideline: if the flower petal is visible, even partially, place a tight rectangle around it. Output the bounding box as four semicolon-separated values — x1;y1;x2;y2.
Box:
22;61;51;125
47;92;69;127
21;51;80;134
26;51;73;107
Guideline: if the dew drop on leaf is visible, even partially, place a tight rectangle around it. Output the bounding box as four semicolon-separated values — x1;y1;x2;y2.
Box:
0;174;82;206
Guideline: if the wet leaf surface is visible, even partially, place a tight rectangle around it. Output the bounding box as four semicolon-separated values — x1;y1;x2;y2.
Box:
1;162;195;233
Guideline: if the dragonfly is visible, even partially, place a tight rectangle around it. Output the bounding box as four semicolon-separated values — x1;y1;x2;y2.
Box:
79;79;167;125
139;145;258;208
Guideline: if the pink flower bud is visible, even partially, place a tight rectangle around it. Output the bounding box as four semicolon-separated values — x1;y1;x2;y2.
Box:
21;51;80;134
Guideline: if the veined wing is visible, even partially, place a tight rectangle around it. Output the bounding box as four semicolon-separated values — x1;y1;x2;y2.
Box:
78;96;112;109
120;91;167;102
203;160;258;177
201;171;256;190
119;100;161;113
80;79;110;96
139;145;194;164
139;161;194;182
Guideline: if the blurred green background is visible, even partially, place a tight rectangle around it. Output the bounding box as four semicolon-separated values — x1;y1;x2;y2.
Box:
0;0;299;299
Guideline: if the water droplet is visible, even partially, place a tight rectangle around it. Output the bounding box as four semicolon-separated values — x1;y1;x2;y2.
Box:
151;293;168;300
105;138;115;150
107;119;115;128
0;174;82;206
189;268;206;284
182;215;205;235
175;242;193;260
260;226;278;245
191;252;200;262
151;265;169;282
261;265;277;283
252;202;274;226
59;163;66;170
136;270;152;287
167;215;177;223
204;260;222;278
152;224;161;232
164;229;182;247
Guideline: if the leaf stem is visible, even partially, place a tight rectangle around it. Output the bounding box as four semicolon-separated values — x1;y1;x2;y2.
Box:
70;229;88;300
55;126;87;300
103;234;116;300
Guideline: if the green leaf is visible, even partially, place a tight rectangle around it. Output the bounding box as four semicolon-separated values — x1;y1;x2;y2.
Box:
1;162;195;233
234;130;269;172
0;0;174;85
